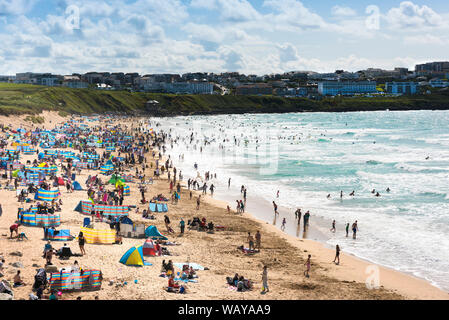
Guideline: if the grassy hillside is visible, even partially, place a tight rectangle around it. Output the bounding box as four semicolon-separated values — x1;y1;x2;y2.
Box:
1;83;449;117
0;83;149;115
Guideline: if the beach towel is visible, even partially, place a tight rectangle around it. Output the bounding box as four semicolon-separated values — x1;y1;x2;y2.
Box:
173;263;205;271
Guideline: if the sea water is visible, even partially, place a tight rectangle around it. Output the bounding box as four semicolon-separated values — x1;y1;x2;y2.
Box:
155;110;449;292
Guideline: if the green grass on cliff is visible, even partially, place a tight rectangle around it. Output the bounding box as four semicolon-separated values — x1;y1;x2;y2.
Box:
0;83;449;116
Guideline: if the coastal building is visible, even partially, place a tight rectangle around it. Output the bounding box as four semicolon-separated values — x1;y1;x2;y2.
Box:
385;82;419;95
14;73;62;86
62;76;89;89
236;83;273;95
429;79;449;88
318;81;377;96
415;61;449;73
164;82;213;94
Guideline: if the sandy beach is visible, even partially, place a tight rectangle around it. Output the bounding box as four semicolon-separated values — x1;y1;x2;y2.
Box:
0;113;447;300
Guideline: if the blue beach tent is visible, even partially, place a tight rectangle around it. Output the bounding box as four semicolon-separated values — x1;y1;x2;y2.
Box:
144;225;167;240
119;246;152;267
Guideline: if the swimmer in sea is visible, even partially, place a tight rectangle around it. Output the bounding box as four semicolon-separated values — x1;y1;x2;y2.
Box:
375;192;380;197
349;190;355;196
327;194;331;199
386;187;390;192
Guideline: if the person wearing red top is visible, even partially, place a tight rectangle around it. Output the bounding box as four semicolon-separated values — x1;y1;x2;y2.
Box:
168;275;179;290
10;223;19;238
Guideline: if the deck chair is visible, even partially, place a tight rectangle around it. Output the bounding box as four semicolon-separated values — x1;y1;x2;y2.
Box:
83;218;91;227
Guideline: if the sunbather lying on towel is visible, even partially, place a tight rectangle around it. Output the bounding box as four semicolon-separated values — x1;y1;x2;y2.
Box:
237;245;257;254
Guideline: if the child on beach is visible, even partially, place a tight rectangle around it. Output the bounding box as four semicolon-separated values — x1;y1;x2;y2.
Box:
261;266;269;294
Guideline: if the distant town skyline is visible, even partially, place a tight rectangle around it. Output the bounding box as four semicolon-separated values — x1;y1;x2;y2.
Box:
0;0;448;75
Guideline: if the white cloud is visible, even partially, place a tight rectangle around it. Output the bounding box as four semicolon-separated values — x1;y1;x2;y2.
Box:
331;5;356;17
263;0;326;30
386;1;444;29
0;0;36;16
190;0;218;10
403;34;449;46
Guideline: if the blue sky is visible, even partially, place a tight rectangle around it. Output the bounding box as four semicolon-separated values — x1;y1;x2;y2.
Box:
0;0;448;75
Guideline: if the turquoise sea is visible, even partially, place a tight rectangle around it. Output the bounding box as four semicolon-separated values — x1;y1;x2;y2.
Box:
156;110;449;292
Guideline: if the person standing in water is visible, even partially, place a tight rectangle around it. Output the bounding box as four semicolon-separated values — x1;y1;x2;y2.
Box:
276;190;279;198
352;221;358;239
303;211;310;230
333;245;340;265
345;223;350;237
330;220;336;233
228;178;231;189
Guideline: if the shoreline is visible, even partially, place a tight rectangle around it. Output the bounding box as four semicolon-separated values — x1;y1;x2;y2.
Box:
0;113;447;300
198;192;448;300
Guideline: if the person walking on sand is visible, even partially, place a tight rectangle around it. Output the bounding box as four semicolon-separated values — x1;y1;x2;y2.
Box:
179;218;185;235
261;266;269;294
352;221;358;239
196;195;201;210
333;245;340;265
78;232;86;256
281;218;286;231
255;231;261;250
330;220;336;233
272;201;278;216
345;223;349;237
304;254;311;278
247;232;255;251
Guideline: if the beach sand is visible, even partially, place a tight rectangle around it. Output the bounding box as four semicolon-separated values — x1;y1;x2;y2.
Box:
0;114;447;300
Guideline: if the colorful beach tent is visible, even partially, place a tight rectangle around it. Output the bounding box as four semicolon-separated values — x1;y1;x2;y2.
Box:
73;181;83;190
47;229;73;241
48;270;102;291
108;174;125;185
119;246;152;266
144;225;167;240
142;239;157;256
78;227;116;244
35;189;60;201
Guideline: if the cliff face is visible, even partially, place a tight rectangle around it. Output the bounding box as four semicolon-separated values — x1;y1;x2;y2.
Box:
1;83;449;117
